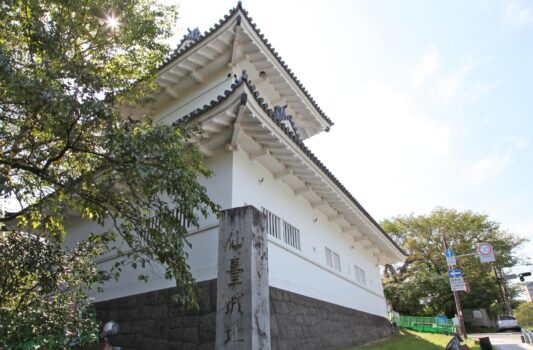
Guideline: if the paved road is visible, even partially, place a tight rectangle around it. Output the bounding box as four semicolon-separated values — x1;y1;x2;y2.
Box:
469;332;533;350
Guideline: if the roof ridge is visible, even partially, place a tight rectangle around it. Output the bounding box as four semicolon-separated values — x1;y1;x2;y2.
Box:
173;72;406;257
160;4;240;71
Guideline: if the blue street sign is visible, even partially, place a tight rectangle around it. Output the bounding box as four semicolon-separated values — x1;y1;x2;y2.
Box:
448;268;463;278
444;249;455;257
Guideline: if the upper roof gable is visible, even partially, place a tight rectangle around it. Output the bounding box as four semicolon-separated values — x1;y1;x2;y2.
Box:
158;2;333;140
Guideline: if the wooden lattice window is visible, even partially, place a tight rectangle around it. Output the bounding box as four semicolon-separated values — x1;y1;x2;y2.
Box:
262;208;301;251
325;247;341;272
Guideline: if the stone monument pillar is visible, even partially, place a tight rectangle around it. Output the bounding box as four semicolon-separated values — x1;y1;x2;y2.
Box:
215;206;270;350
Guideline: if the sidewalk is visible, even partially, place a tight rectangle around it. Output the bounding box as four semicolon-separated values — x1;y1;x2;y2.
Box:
469;333;533;350
494;344;533;350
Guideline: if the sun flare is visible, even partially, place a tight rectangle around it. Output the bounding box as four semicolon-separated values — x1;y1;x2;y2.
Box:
105;14;120;30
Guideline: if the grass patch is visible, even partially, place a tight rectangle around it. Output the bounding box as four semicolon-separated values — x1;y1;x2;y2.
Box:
350;330;480;350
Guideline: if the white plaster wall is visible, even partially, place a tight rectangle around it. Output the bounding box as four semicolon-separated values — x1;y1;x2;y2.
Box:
155;70;232;126
91;226;219;302
231;149;388;317
64;148;232;301
269;242;387;316
195;147;232;228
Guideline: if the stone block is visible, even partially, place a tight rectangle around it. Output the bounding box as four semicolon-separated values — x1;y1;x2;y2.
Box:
270;315;279;337
168;327;184;341
133;321;144;333
183;342;198;350
151;304;167;319
167;341;183;349
168;302;185;317
199;342;215;350
198;313;216;343
169;316;184;330
182;315;198;326
182;327;199;344
215;206;270;350
197;285;211;314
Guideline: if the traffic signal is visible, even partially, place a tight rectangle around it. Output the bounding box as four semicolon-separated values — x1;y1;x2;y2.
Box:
518;272;531;281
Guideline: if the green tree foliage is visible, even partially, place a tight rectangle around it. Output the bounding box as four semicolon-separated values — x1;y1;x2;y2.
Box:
0;0;218;347
0;231;112;348
382;208;525;317
514;302;533;328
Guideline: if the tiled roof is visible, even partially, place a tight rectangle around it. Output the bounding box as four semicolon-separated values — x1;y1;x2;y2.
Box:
173;74;407;257
162;2;334;128
160;8;235;70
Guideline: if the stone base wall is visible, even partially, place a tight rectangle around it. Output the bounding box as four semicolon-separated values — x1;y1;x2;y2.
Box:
269;287;393;350
94;280;392;350
94;279;217;350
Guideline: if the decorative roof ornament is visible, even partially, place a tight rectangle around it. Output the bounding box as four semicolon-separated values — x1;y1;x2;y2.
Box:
184;27;201;42
273;105;289;121
175;27;201;53
273;105;300;139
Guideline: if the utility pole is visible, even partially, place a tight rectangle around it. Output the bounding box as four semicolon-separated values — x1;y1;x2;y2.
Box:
492;265;510;314
442;234;468;339
493;265;512;315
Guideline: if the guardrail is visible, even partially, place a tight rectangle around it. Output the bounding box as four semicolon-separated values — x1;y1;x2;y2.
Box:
523;329;533;344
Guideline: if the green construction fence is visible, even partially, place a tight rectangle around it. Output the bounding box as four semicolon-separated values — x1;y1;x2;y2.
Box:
392;314;456;334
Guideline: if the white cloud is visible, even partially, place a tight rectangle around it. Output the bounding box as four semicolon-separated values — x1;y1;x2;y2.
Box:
413;47;439;85
465;154;511;185
463;81;493;104
505;136;529;151
504;2;533;27
306;80;452;218
341;80;451;157
433;57;474;103
504;222;533;242
465;137;528;185
417;54;492;104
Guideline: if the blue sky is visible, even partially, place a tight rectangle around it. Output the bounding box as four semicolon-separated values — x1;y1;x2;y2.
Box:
169;0;532;275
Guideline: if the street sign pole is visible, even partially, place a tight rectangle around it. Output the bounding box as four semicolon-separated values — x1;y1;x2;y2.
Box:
442;233;468;339
453;290;466;336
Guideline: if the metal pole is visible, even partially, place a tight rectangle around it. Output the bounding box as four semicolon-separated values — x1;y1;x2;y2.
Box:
492;265;513;316
442;233;468;339
492;265;508;314
452;290;467;339
503;291;513;315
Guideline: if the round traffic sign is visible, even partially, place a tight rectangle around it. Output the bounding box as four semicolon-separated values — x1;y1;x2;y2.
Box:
477;243;493;256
